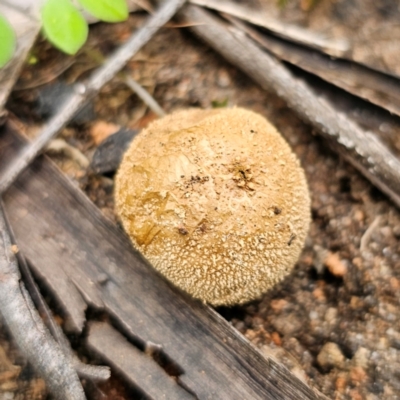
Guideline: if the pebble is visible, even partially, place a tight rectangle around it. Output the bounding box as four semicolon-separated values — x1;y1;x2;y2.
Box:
272;312;303;337
270;298;289;313
313;245;328;274
312;287;326;302
335;373;347;392
90;120;120;145
217;68;231;87
271;332;282;346
324;307;338;324
350;366;367;384
353;347;371;368
379;226;392;238
349;388;363;400
317;342;345;369
393;225;400;238
324;252;347;277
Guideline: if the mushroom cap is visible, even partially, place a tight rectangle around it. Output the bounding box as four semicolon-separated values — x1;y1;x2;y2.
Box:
115;108;311;306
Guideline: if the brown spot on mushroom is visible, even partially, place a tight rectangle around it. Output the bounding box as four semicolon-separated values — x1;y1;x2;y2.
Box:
115;108;311;306
199;223;207;233
273;207;282;215
178;226;188;235
287;233;296;246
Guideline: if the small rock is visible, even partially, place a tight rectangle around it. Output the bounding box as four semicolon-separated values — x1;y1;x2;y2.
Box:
90;120;120;145
271;332;282;346
312;287;326;302
217;68;231;87
324;252;347;277
349;389;363;400
313;245;328;274
245;329;257;341
393;225;400;238
324;307;338;324
353;347;370;368
270;298;289;313
350;366;367;384
335;373;347;392
354;210;365;222
272;312;304;337
368;381;384;395
317;342;345;370
379;226;392;238
233;320;246;333
376;337;389;350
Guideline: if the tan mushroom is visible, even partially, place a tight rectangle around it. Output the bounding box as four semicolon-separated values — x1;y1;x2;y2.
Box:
115;108;310;306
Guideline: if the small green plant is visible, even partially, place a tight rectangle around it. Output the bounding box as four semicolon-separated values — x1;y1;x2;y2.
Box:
41;0;89;55
0;0;128;68
77;0;129;23
0;14;16;68
211;98;229;108
277;0;290;8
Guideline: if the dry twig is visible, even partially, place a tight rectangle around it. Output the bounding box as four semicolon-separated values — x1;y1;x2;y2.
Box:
360;215;382;255
46;139;90;168
124;75;166;117
180;5;400;210
0;0;187;194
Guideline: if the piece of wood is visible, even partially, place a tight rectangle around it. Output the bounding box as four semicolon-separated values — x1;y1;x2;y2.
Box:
180;5;400;210
227;16;400;118
87;321;195;400
3;205;110;382
1;124;327;399
190;0;400;79
190;0;349;57
0;202;85;400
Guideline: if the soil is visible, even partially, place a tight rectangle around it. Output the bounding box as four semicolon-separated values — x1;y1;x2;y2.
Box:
2;6;400;400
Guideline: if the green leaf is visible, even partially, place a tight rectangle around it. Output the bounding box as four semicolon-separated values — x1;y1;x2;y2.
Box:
277;0;290;8
78;0;128;23
41;0;88;55
0;14;16;68
211;98;229;109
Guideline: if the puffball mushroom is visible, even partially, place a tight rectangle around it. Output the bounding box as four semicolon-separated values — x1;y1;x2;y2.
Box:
115;108;310;306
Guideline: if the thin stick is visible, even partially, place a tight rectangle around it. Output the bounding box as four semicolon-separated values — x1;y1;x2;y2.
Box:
0;201;85;399
0;0;186;194
360;215;382;254
124;75;166;117
181;5;400;209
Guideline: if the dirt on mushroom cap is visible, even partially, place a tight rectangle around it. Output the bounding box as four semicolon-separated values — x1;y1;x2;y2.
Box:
115;108;311;306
